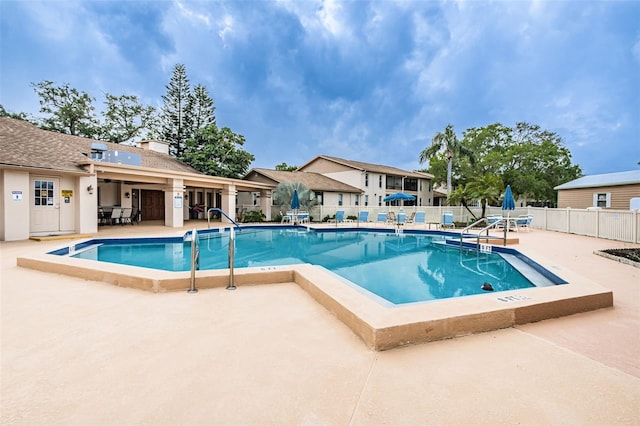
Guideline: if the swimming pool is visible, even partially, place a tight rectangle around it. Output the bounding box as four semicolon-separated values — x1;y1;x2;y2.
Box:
23;225;612;350
60;227;560;305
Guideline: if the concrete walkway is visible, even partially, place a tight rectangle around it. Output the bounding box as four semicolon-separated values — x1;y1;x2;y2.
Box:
1;224;639;425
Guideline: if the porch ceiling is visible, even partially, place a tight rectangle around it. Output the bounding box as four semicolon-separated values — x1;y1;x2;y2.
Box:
95;163;274;192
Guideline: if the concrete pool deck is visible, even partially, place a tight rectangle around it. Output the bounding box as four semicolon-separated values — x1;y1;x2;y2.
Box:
1;222;639;424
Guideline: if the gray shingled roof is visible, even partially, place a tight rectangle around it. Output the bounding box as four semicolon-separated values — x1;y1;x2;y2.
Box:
554;170;640;190
0;118;198;174
302;155;434;179
246;168;362;193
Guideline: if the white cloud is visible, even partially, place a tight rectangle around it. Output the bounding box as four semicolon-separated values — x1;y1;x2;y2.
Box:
217;14;234;43
175;1;211;27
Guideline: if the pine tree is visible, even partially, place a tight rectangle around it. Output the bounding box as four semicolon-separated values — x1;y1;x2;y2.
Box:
189;84;216;132
160;64;193;157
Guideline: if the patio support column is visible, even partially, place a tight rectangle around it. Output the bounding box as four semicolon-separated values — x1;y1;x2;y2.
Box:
164;178;184;228
221;184;237;223
260;189;272;221
78;174;98;235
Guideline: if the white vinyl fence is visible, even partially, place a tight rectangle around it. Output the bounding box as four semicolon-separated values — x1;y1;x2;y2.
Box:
526;207;640;243
239;203;640;244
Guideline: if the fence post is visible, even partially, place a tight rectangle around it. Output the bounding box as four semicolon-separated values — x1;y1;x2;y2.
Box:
595;207;600;239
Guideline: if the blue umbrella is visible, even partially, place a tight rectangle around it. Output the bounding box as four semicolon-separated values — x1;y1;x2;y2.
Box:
383;192;416;202
502;185;515;234
502;185;515;211
290;189;300;210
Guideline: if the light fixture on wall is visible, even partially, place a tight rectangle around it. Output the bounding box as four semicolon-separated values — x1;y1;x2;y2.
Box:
125;192;130;199
87;185;94;195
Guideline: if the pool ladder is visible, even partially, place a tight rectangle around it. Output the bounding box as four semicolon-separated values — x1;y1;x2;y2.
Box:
186;227;236;293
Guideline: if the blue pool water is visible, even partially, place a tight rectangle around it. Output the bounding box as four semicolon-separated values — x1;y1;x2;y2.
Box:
63;227;559;304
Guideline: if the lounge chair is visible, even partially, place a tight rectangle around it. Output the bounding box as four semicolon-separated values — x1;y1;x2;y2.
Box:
357;211;369;224
396;212;406;225
413;211;426;226
487;215;503;228
515;215;533;232
329;210;345;224
109;207;123;225
297;211;310;224
405;212;416;223
386;211;396;224
97;207;108;226
376;211;387;226
120;208;134;225
281;211;292;224
440;212;454;229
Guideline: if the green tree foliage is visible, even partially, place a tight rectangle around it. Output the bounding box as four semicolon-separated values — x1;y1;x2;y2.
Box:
425;122;581;207
275;162;298;171
160;64;193;157
272;182;316;211
464;174;503;218
189;84;216;131
419;124;474;193
181;125;254;178
465;123;582;204
23;67;254;179
502;123;582;204
101;94;156;143
0;105;33;122
160;65;218;159
446;185;477;221
31;81;99;137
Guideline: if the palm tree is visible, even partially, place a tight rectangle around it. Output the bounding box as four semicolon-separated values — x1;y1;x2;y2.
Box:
273;182;316;211
465;174;503;218
446;185;477;222
419;124;474;194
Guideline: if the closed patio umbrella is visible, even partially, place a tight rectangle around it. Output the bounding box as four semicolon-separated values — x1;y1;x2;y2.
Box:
290;189;300;223
290;189;300;210
502;185;515;236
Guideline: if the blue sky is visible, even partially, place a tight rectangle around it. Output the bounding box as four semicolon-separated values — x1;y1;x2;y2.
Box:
1;0;639;175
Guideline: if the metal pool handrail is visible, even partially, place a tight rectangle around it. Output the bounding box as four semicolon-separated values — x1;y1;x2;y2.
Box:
207;208;240;229
186;228;200;293
460;218;506;249
185;226;236;292
226;227;236;290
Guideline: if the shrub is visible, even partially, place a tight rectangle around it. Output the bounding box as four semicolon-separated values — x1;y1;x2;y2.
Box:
242;210;266;223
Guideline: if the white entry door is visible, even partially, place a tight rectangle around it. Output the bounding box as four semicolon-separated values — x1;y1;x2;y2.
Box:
30;177;60;234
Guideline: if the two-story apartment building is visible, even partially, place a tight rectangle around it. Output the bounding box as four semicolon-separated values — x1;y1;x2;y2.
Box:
241;156;434;221
241;168;362;219
297;155;434;208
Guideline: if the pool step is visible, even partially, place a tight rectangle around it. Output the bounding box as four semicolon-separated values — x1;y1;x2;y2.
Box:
498;253;556;287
